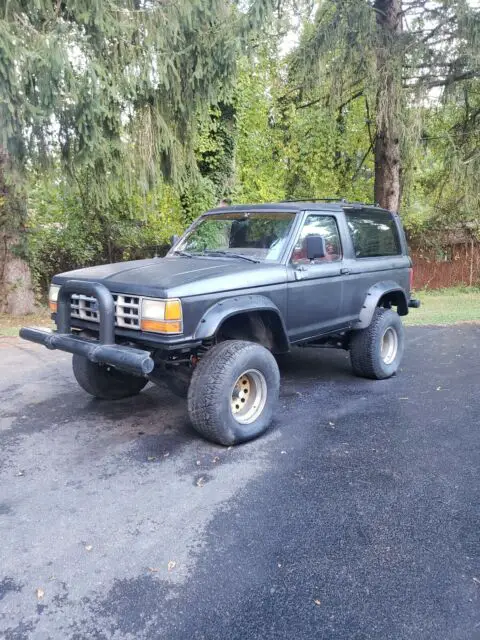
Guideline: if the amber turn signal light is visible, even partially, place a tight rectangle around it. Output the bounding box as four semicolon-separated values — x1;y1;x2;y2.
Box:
164;299;182;321
140;319;182;334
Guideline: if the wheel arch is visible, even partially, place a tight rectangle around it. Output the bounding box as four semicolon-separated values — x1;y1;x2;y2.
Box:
356;281;408;329
194;295;290;354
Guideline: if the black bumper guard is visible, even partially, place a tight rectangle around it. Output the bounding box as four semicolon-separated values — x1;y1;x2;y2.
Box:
19;280;154;376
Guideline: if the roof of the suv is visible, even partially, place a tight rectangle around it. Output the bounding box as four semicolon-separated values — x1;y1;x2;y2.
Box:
204;201;390;215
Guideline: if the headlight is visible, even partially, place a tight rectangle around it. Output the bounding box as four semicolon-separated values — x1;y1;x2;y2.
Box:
48;284;60;313
141;298;182;334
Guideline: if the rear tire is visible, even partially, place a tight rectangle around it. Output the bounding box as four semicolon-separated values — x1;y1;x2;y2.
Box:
72;355;148;400
187;340;280;446
350;308;404;380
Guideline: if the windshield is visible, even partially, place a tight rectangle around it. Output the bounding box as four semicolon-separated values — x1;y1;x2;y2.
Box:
175;212;296;262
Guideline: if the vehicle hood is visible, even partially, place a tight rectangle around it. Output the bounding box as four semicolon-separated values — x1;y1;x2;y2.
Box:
53;256;288;298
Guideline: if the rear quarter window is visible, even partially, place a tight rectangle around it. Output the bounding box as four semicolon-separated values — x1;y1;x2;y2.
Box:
345;208;401;258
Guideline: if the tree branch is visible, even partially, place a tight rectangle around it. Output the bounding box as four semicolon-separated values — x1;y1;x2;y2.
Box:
296;96;325;110
419;18;454;44
364;96;374;147
338;89;364;111
427;70;480;88
297;88;364;112
351;136;376;182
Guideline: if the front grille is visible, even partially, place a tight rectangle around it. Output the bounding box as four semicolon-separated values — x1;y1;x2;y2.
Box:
70;293;141;330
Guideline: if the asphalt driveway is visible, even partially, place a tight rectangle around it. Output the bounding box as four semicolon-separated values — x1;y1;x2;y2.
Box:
1;325;479;640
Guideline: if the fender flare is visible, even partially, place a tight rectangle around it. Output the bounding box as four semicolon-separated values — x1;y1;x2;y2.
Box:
356;281;408;329
194;294;290;351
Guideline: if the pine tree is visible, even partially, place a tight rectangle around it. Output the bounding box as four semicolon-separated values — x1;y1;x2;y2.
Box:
287;0;480;212
0;0;278;313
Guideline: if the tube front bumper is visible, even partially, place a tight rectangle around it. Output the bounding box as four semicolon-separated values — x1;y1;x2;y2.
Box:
20;279;154;376
19;327;154;376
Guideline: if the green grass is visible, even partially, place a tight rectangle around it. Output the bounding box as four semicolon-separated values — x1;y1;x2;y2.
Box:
404;287;480;326
1;288;479;337
0;309;52;337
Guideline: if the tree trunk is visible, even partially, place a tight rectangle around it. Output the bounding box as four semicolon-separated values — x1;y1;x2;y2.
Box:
373;0;403;212
0;150;35;315
0;234;35;315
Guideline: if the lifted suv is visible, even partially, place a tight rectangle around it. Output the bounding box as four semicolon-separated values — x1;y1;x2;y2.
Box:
21;201;420;446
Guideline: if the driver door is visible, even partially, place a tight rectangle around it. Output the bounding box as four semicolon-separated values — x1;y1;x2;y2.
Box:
286;212;348;342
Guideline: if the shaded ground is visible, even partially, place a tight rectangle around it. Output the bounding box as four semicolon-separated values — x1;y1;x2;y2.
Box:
0;326;479;640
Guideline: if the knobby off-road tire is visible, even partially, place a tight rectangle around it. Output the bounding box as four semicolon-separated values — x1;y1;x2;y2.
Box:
187;340;280;446
350;308;405;380
72;355;148;400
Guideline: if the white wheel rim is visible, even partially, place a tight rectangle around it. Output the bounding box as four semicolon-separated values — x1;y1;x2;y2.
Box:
230;369;267;425
381;327;398;365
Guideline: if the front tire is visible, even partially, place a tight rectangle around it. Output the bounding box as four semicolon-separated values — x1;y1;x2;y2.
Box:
187;340;280;446
72;355;148;400
349;308;404;380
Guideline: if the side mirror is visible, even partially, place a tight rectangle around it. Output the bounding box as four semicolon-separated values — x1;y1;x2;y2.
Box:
306;235;326;261
170;234;179;248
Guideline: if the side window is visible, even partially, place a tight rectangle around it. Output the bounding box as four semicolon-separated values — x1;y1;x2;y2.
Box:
291;214;342;264
345;208;401;258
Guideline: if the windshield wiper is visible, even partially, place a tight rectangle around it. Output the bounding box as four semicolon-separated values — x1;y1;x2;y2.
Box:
200;250;260;263
173;249;193;258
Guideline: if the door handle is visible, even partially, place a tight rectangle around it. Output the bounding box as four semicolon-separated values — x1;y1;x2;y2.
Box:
340;268;351;275
294;265;308;280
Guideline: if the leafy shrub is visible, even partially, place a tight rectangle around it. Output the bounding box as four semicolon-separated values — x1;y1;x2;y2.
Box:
26;170;184;298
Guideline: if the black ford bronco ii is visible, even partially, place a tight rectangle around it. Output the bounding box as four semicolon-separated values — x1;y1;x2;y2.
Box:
21;201;420;446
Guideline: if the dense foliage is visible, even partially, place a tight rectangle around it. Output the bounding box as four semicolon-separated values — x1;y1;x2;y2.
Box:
0;0;479;307
0;0;280;309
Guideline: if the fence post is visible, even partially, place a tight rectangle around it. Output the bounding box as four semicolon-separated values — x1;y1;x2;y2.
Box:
469;239;474;288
